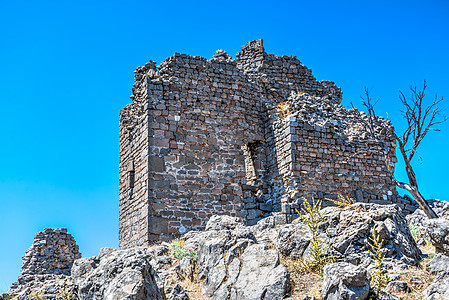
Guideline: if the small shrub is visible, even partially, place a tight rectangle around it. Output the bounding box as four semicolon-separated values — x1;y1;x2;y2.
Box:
296;198;336;275
276;102;292;119
28;290;45;300
368;225;390;292
327;194;365;212
171;240;196;260
409;223;423;240
57;285;78;300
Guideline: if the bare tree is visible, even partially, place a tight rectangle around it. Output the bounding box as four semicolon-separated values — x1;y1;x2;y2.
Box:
357;81;447;218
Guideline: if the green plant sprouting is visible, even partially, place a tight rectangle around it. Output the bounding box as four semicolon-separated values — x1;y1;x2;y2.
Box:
171;240;196;260
409;223;423;240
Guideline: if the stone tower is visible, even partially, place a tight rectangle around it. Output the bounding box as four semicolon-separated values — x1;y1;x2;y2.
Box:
119;40;398;248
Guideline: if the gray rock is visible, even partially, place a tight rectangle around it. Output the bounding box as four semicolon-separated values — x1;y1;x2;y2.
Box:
176;256;195;281
253;204;421;266
423;271;449;300
376;291;400;300
426;253;449;274
167;284;189;300
205;215;242;231
323;204;421;266
321;262;370;300
386;280;410;293
188;216;290;300
424;218;449;255
232;244;290;300
271;223;312;259
71;247;164;300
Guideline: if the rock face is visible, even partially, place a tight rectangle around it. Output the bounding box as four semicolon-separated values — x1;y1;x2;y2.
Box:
252;204;421;267
8;228;81;298
423;271;449;300
426;253;449;274
323;204;421;267
187;215;290;300
71;247;165;300
424;218;449;255
321;262;370;300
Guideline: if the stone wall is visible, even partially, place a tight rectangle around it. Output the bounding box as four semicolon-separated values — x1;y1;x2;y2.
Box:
119;39;398;246
9;228;81;293
266;92;398;206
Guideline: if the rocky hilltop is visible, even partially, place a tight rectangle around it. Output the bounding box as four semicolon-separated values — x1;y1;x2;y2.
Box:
3;200;449;300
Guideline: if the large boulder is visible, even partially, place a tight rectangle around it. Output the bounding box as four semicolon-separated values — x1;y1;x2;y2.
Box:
424;218;449;255
423;271;449;300
186;215;290;300
71;247;165;300
323;204;421;266
321;262;370;300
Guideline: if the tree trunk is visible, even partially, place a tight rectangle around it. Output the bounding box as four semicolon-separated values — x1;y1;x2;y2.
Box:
395;179;438;218
409;187;438;218
397;146;438;218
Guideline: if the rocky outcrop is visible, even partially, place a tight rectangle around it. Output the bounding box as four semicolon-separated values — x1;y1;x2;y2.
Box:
186;215;290;300
321;262;370;300
426;253;449;274
251;203;421;268
71;247;165;300
423;271;449;300
424;218;449;255
323;204;421;267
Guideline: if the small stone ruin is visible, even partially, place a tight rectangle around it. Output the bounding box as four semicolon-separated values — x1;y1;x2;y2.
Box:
9;228;81;296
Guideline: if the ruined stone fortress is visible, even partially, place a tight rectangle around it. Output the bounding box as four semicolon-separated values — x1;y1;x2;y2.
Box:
119;39;405;248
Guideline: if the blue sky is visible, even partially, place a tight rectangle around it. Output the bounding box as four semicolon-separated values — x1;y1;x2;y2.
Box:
0;0;448;292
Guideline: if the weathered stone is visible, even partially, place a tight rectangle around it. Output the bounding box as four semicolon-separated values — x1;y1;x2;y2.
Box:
252;204;421;266
187;215;290;300
423;271;449;300
386;280;411;293
71;247;164;300
424;218;449;255
321;262;370;300
8;228;81;298
426;253;449;274
166;284;189;300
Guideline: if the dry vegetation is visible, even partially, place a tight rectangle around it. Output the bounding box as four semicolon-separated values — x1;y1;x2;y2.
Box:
282;256;322;299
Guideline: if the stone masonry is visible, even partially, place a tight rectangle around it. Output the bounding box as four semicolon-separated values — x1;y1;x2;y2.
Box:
119;39;400;247
9;228;81;294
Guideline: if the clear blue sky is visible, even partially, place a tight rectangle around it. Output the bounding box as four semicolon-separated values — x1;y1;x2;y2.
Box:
0;0;448;292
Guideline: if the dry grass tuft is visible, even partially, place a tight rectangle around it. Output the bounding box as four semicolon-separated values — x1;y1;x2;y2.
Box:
177;279;209;300
276;102;292;119
281;256;322;299
326;194;365;212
